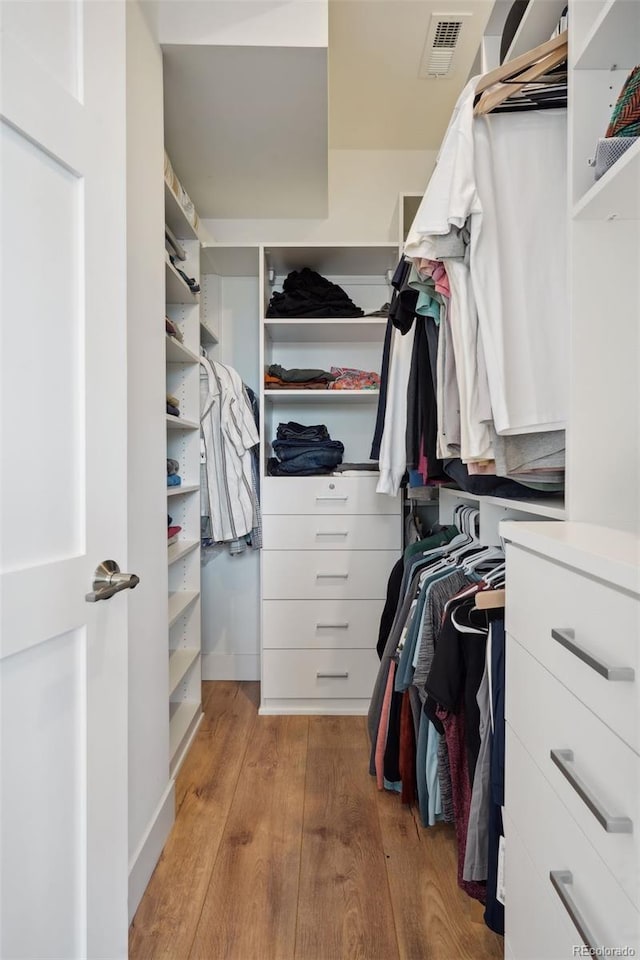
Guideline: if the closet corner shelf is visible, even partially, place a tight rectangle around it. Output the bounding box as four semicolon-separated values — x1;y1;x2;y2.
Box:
167;483;199;498
169;648;200;698
165;256;200;306
168;589;200;628
573;139;640;221
166;335;199;364
201;244;260;278
503;0;568;63
264;389;380;403
264;317;387;343
573;0;639;70
164;179;199;241
169;700;202;774
200;320;219;345
441;487;566;521
166;414;200;430
168;539;200;565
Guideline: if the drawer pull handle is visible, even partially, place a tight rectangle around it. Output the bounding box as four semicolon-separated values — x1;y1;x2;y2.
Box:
551;628;635;682
316;622;349;629
316;671;349;679
316;573;349;579
316;496;349;502
549;871;599;952
316;531;349;537
550;749;633;833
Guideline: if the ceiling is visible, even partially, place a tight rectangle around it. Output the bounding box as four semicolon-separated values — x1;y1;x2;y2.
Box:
162;0;495;219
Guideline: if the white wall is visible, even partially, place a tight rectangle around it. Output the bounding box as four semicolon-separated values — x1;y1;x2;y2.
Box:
203;148;437;244
126;0;174;920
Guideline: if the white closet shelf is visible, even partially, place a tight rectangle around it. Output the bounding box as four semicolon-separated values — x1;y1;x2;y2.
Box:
169;700;201;774
168;539;200;565
164;179;199;240
166;414;200;430
503;0;568;63
573;139;640;221
166;335;199;363
169;648;200;697
168;590;199;628
201;244;260;277
442;488;566;520
200;320;219;345
264;389;380;403
263;244;399;277
574;0;639;69
167;483;199;497
264;318;387;343
165;256;200;305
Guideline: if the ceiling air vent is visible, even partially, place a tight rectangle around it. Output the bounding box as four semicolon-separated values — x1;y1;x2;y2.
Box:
419;12;471;78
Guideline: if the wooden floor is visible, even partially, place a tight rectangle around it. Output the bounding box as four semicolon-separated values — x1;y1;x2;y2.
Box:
130;682;503;960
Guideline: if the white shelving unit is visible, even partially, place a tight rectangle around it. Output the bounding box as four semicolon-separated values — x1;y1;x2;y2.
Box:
264;389;380;404
164;160;203;778
503;0;568;62
439;487;566;545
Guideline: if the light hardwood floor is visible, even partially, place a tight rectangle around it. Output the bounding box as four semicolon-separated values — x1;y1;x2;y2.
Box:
129;682;503;960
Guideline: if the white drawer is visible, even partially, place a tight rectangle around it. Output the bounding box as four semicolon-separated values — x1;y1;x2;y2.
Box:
263;599;383;649
262;550;396;600
506;725;640;956
262;513;401;551
262;476;400;515
507;638;640;908
504;812;581;960
262;648;379;700
506;543;639;751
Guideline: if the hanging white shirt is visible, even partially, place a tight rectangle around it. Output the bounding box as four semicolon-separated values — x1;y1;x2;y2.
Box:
376;323;416;497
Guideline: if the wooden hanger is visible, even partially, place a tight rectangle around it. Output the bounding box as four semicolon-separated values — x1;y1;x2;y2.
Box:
474;30;568;117
475;588;506;610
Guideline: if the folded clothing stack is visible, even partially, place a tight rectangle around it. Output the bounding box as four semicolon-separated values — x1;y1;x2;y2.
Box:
167;458;181;487
265;363;336;391
267;421;344;476
328;366;380;391
167;393;180;418
266;268;364;318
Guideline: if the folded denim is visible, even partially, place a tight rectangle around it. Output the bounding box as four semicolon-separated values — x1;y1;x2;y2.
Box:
272;441;344;465
267;457;337;476
276;421;330;442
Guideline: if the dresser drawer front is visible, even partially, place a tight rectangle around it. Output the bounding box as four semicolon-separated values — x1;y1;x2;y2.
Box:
262;550;396;600
506;725;640;955
262;476;400;515
263;599;382;649
506;543;639;750
262;513;401;551
262;648;379;700
507;638;640;907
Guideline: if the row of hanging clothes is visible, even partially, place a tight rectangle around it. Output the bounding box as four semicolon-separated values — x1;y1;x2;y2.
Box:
373;27;569;503
368;505;506;936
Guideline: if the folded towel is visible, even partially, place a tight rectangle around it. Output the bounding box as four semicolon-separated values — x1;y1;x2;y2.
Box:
167;474;182;487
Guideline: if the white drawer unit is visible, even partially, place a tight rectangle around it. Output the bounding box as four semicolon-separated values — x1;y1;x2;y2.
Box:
262;648;380;700
262;476;400;516
262;549;397;600
261;513;401;551
263;599;383;649
501;521;640;960
506;541;638;751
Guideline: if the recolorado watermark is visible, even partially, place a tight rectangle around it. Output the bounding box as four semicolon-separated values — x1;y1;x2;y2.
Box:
572;949;636;957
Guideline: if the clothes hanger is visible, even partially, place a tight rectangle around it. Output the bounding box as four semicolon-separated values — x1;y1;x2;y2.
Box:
474;30;567;117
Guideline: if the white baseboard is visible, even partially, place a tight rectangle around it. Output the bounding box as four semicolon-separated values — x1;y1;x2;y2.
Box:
202;652;260;681
128;781;175;923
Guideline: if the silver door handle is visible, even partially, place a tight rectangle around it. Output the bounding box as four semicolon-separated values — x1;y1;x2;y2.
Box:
550;750;633;833
552;628;635;681
316;671;349;679
316;623;349;629
549;871;599;952
316;573;349;579
316;531;349;536
315;496;348;502
86;560;140;602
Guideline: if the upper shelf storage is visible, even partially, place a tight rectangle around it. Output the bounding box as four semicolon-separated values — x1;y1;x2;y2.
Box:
264;244;399;278
201;244;260;278
503;0;568;62
574;0;640;69
165;180;199;241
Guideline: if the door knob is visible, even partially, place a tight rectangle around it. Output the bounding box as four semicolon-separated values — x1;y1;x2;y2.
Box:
86;560;140;602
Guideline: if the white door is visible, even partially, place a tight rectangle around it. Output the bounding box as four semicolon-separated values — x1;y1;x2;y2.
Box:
0;2;129;957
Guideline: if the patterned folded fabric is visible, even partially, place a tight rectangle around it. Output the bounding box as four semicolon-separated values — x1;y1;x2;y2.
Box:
328;366;381;390
606;65;640;138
